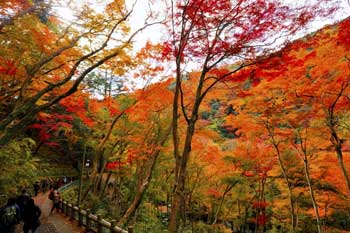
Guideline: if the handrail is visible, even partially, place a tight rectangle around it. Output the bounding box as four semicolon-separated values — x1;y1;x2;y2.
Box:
57;180;79;193
59;199;132;233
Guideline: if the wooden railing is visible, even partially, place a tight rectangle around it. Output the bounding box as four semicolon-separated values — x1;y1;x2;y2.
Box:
57;182;132;233
59;200;133;233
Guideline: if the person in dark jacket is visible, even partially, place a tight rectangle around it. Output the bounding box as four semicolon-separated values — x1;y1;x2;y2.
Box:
22;198;41;233
0;197;20;233
16;189;30;219
33;182;40;197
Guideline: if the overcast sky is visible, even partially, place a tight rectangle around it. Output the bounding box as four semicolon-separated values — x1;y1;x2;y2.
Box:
136;1;349;35
52;0;349;90
55;0;350;49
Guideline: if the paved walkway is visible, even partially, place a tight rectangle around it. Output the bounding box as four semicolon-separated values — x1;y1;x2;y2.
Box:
16;192;84;233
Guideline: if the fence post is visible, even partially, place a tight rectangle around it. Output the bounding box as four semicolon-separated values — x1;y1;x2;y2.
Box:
70;204;75;221
78;206;83;226
110;220;117;233
65;202;70;217
61;200;65;213
61;201;66;214
53;200;130;233
97;214;103;233
58;200;62;212
86;209;91;232
69;203;73;218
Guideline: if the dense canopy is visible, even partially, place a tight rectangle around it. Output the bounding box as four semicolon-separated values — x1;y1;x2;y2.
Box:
0;1;349;232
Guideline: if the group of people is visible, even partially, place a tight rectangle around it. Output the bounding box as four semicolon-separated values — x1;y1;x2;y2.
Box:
0;186;61;233
0;190;41;233
32;176;73;197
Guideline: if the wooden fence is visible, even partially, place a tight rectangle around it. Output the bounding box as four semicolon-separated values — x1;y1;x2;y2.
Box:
58;182;132;233
59;199;133;233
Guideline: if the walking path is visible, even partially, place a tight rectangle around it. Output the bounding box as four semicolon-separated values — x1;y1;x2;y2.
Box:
16;192;83;233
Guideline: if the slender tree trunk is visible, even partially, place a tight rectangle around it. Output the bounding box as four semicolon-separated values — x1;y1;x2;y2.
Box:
335;146;350;197
211;184;234;228
254;177;266;233
326;82;350;198
117;126;171;226
113;176;122;217
117;182;147;226
267;123;296;233
303;157;322;233
117;154;158;226
169;121;196;232
243;204;248;233
324;192;330;232
276;151;296;232
172;64;181;178
33;141;44;155
104;70;108;97
81;185;91;202
187;169;201;231
295;200;299;230
99;172;112;198
294;128;322;232
84;110;128;196
188;191;195;233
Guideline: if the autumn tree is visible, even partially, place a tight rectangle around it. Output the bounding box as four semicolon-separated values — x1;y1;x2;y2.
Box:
0;0;158;145
163;0;340;231
116;80;173;226
277;19;350;200
291;19;350;200
0;0;45;31
0;137;37;204
231;17;350;232
79;41;170;204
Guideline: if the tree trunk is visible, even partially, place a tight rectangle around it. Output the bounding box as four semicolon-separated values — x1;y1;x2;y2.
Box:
254;177;266;233
169;121;196;232
117;126;171;226
276;151;296;232
33;141;44;156
211;184;234;228
268;124;296;233
335;146;350;197
295;200;299;230
99;172;112;198
303;158;322;233
117;182;147;226
326;83;350;198
294;128;322;232
172;63;181;179
0;103;38;145
168;58;209;232
242;204;248;233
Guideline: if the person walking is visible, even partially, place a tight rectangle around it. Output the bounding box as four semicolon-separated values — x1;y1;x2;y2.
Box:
0;197;20;233
50;189;60;214
22;198;41;233
16;189;31;219
41;178;48;193
33;181;40;197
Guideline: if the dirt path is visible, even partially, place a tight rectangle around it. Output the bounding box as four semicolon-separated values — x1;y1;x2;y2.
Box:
15;192;84;233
